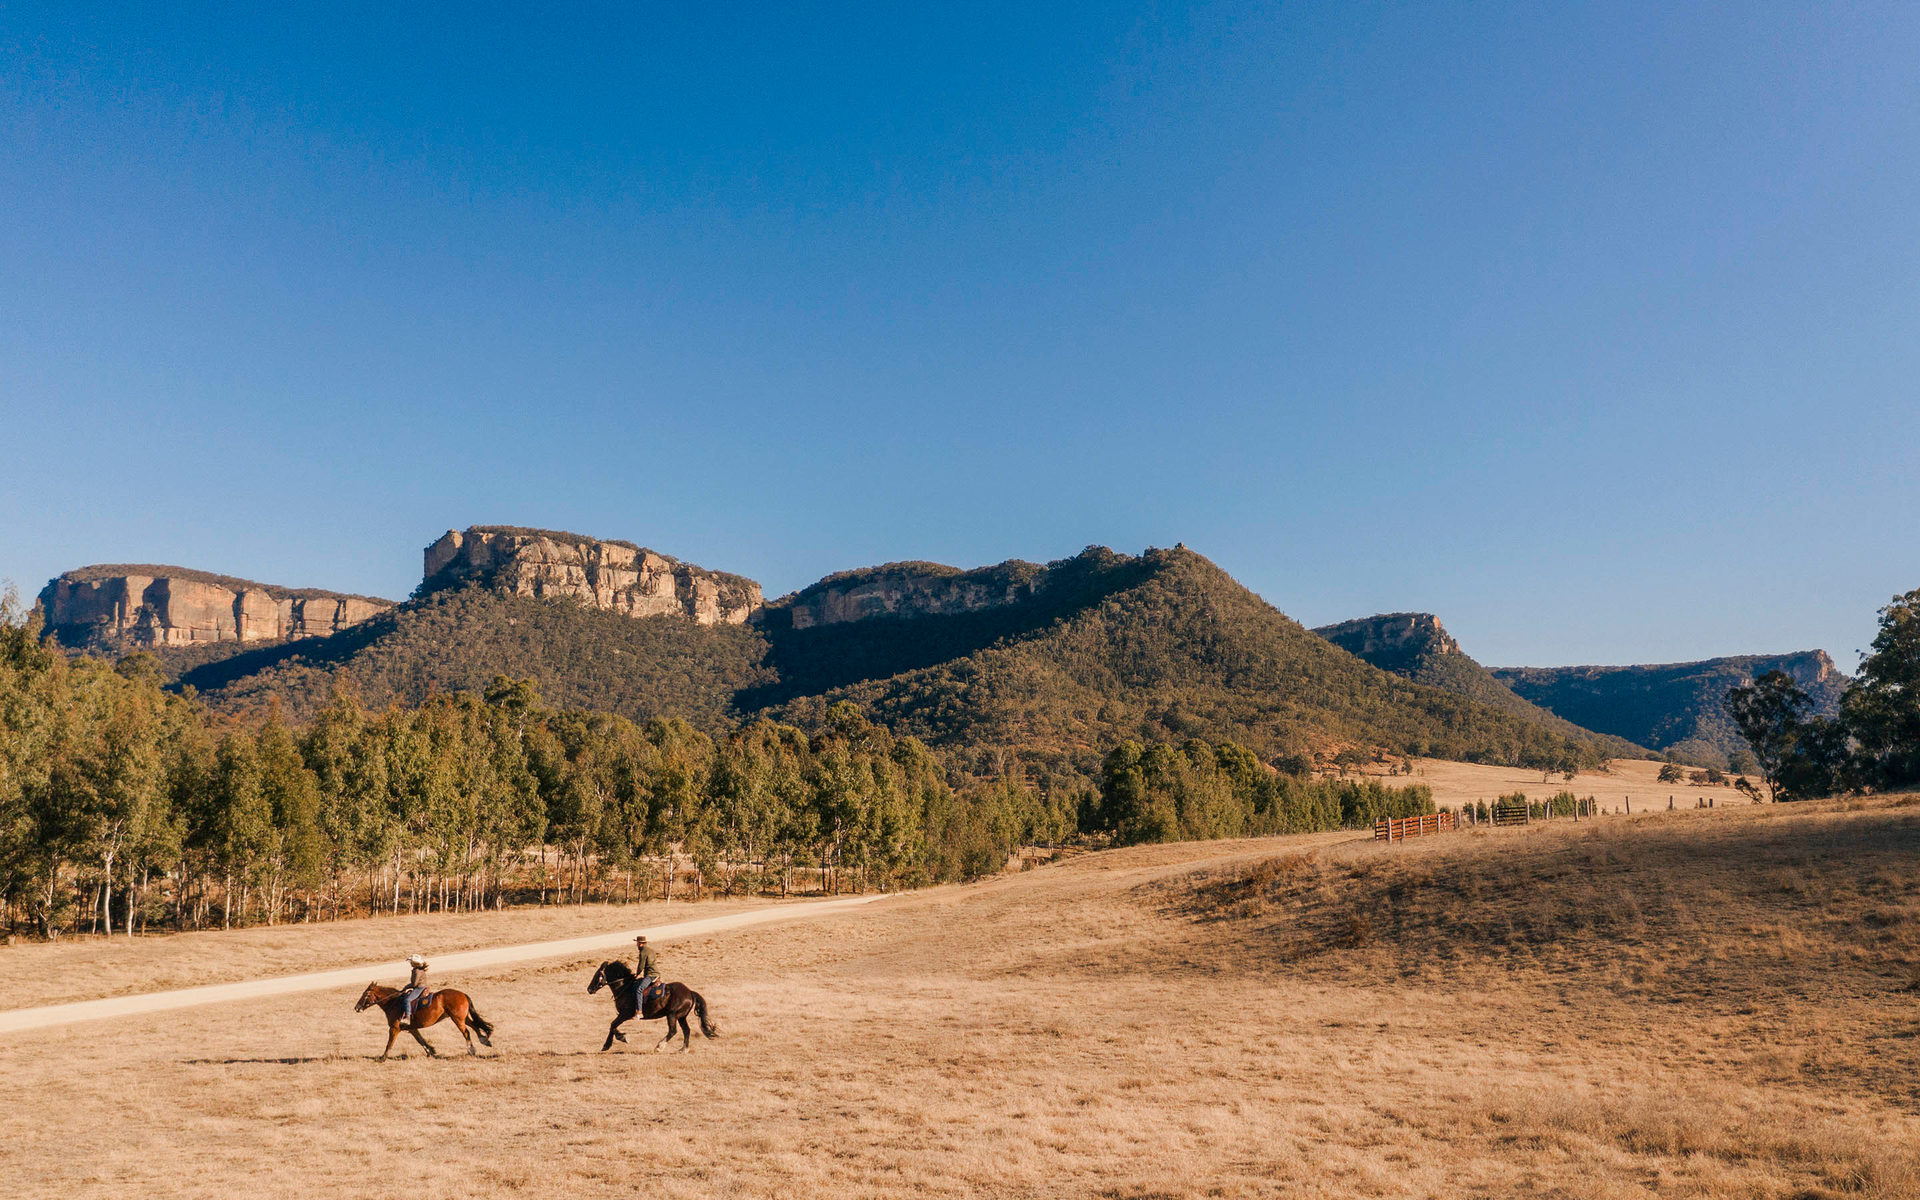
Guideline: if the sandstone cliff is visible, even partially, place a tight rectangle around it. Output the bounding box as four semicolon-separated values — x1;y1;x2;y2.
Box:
759;560;1048;630
420;526;762;626
1313;612;1461;669
40;566;392;652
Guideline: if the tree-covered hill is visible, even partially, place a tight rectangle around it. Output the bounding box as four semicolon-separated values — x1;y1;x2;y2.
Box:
770;548;1618;777
172;545;1623;779
742;548;1159;707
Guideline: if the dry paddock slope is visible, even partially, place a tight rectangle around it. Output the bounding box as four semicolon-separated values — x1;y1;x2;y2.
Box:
5;799;1920;1199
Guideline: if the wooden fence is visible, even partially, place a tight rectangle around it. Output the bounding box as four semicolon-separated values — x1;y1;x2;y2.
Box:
1373;811;1456;843
1491;800;1530;827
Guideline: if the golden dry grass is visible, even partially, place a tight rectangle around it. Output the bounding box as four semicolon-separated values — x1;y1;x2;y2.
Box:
1389;754;1758;812
5;799;1919;1198
0;895;799;1012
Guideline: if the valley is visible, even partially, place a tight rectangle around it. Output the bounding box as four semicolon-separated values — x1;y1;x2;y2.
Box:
4;796;1916;1198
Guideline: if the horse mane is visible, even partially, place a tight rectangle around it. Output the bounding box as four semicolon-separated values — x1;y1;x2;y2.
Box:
600;960;636;983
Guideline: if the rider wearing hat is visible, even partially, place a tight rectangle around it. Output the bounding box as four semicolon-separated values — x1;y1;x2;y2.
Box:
633;935;659;1003
399;954;429;1026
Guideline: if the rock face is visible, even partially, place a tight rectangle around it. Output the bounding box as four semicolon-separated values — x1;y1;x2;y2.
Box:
40;567;392;652
1313;612;1461;668
762;560;1046;630
420;527;762;626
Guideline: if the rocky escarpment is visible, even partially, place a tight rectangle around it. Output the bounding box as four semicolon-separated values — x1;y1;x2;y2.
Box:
420;527;762;626
39;566;392;652
1313;612;1461;674
758;560;1048;630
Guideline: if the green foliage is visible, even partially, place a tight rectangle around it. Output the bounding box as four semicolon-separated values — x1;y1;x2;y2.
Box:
1095;737;1433;846
1;616;1055;933
1726;671;1847;801
178;586;773;731
1722;586;1920;800
1839;588;1920;792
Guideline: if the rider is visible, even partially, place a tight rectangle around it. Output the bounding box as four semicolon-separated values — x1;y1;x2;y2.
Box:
398;954;430;1025
633;935;659;1003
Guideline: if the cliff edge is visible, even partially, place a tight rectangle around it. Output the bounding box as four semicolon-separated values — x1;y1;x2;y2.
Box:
39;566;393;652
419;526;763;626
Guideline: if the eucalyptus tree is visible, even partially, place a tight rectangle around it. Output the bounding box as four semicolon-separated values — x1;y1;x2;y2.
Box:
1841;587;1920;792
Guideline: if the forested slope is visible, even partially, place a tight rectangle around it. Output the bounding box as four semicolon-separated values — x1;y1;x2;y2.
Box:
178;587;771;732
172;546;1618;779
776;548;1614;777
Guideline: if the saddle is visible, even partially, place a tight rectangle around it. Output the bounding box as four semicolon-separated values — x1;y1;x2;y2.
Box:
637;980;666;1008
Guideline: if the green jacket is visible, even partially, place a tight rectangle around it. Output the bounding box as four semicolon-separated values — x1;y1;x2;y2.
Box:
635;946;659;978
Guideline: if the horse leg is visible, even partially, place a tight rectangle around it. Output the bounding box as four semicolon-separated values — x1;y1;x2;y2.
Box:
380;1022;400;1061
653;1019;676;1053
678;1012;692;1051
603;1015;624;1052
408;1026;439;1057
452;1012;476;1056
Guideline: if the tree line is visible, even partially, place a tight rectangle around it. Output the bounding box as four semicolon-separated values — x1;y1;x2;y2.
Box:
1;594;1081;937
1093;738;1434;845
0;586;1525;942
1729;587;1920;802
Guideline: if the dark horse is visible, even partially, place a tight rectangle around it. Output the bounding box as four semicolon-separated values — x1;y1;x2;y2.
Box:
587;960;718;1052
354;982;496;1060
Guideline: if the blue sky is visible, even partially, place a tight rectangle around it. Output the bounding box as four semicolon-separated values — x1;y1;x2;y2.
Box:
2;2;1915;668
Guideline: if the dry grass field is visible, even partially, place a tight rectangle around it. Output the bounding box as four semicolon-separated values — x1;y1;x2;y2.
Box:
1393;755;1757;812
0;895;796;1013
6;797;1920;1198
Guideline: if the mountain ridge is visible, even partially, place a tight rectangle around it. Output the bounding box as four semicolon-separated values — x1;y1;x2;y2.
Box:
1491;652;1847;766
1312;611;1648;758
127;535;1630;781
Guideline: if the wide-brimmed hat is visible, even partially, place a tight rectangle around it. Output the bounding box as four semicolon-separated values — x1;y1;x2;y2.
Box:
407;954;427;967
634;935;648;945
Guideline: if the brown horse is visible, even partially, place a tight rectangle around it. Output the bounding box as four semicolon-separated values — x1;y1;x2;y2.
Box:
354;982;496;1060
587;960;718;1052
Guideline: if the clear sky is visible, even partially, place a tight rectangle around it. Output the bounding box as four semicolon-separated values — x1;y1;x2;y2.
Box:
2;3;1915;668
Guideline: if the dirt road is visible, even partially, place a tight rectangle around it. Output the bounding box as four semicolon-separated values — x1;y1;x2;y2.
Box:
0;892;889;1035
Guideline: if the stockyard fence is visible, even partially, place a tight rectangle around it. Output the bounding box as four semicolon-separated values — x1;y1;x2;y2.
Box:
1373;812;1456;842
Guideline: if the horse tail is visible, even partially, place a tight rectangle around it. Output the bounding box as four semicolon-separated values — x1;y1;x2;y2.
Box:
693;990;718;1039
467;1004;495;1046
